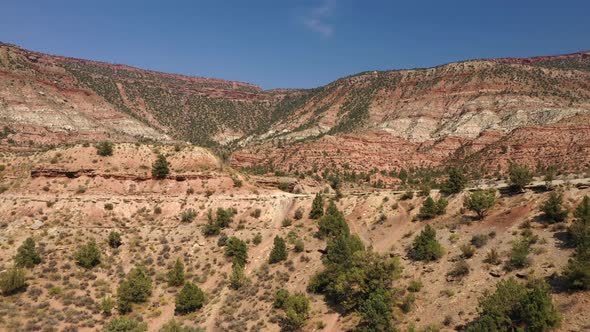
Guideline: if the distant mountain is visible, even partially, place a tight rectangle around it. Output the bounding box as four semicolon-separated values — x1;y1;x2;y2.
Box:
1;42;589;175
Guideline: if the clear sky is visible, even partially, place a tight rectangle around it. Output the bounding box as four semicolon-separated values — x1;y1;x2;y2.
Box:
1;0;589;89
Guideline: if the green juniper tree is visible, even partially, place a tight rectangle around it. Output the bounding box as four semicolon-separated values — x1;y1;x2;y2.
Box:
0;266;26;295
464;190;496;220
14;237;41;268
508;162;533;193
75;240;101;269
541;191;568;223
418;196;448;220
269;236;288;264
152;154;170;179
175;282;205;314
409;224;444;261
309;193;324;219
168;258;185;287
441;167;467;195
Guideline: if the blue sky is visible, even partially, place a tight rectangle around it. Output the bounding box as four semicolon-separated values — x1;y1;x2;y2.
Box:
1;0;589;89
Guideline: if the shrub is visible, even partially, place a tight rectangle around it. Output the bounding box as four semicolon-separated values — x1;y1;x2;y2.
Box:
96;141;114;157
232;178;243;188
418;197;448;220
309;193;324;219
152;154;170;179
410;225;444;261
217;233;228;247
407;280;423;293
104;203;114;210
175;282;205;314
225;237;248;267
484;249;501;265
202;218;220;236
101;295;114;316
160;319;203;332
282;218;293;227
75;240;101;269
400;191;414;200
465;278;560;331
251;208;262;218
541;191;568;223
470;234;489;248
508;162;533;192
441;167;467;195
294;239;305;253
448;260;470;279
180;209;197;223
293;208;304;220
506;238;531;270
400;293;416;313
460;244;476;258
0;267;26;295
269;236;288;264
14;237;41;268
108;231;122;248
104;317;147;332
168;258;185;287
252;233;262;245
464;190;496;219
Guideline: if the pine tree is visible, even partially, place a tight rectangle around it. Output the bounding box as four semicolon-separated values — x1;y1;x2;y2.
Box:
418;197;447;220
168;258;185;287
75;240;101;269
441;167;467;195
117;265;152;313
508;162;533;192
269;236;288;264
541;191;568;223
14;237;41;268
318;201;350;239
152;154;170;179
464;190;496;220
229;263;247;289
569;196;590;249
175;282;205;314
466;278;560;331
0;266;26;295
410;224;444;261
309;193;324;219
225;237;248;267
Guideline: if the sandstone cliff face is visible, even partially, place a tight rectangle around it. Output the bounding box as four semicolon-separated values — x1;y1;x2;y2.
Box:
232;53;590;174
1;42;589;174
0;44;169;149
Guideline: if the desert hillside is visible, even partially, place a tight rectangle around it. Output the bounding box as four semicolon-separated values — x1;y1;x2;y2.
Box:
1;143;590;331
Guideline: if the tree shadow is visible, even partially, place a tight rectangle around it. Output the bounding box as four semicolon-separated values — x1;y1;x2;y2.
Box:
546;273;571;294
498;187;522;197
552;230;572;249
